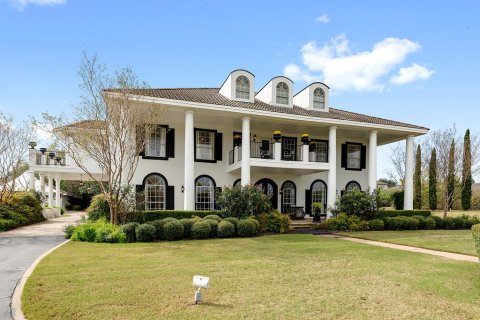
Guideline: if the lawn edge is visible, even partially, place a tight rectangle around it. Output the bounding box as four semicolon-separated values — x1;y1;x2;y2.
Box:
336;232;477;257
11;239;70;320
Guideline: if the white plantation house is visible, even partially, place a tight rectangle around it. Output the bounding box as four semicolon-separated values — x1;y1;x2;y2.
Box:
28;70;428;215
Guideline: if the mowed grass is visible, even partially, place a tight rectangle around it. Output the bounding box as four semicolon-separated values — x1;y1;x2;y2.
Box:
23;235;480;320
432;210;480;218
338;230;477;256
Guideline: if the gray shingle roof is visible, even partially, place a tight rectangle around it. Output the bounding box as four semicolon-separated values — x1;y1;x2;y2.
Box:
104;88;428;130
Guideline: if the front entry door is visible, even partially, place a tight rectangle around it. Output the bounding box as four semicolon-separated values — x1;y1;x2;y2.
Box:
255;178;278;209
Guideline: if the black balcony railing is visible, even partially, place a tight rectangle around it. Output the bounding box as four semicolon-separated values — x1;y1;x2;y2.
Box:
281;145;303;161
250;142;274;159
35;150;66;166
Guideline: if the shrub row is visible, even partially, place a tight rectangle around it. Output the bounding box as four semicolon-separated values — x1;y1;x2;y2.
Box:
68;218;126;243
132;210;224;223
472;224;480;260
0;192;45;232
376;210;431;218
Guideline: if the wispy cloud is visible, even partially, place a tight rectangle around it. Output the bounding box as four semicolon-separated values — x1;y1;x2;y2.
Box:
316;14;330;24
8;0;66;11
285;34;434;92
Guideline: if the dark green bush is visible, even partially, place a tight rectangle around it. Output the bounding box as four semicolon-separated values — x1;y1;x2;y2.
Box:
376;210;431;218
147;218;178;240
121;222;139;243
337;189;378;221
237;219;257;237
424;217;436;230
163;220;184;241
412;215;426;229
191;221;211;239
179;219;195;238
141;210;222;222
430;215;444;229
472;224;480;260
452;217;467;229
216;185;272;218
392;191;404;210
203;214;222;222
263;212;290;234
250;218;261;235
0;192;45;231
368;219;384;231
135;224;156;242
223;217;239;234
87;194;110;221
443;217;455;229
217;220;235;238
205;219;219;237
64;224;76;239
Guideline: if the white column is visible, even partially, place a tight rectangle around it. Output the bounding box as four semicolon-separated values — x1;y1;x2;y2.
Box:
184;111;195;210
39;174;45;194
302;145;309;163
29;171;36;192
241;117;251;185
327;126;337;214
48;176;54;207
368;131;378;190
274;142;281;161
404;135;415;210
55;176;61;208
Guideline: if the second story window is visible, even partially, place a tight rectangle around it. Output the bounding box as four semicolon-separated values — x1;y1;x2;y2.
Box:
347;143;361;169
313;88;325;109
276;82;289;105
145;125;166;157
235;75;250;100
195;129;215;161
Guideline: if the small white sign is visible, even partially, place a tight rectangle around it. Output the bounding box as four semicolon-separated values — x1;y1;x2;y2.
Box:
193;275;209;288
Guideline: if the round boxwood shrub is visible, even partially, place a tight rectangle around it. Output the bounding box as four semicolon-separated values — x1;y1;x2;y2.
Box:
452;217;467;229
237;219;257;237
424;217;436;230
223;217;239;234
412;215;426;229
430;215;444;229
249;218;261;235
443;217;455;229
368;219;384;231
179;219;195;238
191;221;212;239
203;214;222;222
135;224;156;242
148;218;178;240
217;220;235;238
121;222;139;242
163;220;184;241
105;229;127;243
205;219;219;237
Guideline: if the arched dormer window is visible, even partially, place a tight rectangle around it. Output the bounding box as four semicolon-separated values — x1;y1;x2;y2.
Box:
235;75;250;100
276;82;289;105
313;88;325;109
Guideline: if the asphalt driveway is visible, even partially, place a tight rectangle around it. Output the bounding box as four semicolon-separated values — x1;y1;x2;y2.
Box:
0;212;82;320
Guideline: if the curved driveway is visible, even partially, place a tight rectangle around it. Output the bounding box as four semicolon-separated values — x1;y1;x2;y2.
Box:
0;212;82;320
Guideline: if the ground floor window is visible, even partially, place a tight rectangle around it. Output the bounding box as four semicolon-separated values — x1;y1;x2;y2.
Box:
281;181;296;210
345;181;361;192
144;174;166;210
195;175;216;210
311;180;327;209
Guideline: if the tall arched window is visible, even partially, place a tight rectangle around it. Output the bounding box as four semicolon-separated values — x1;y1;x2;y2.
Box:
195;175;216;210
235;75;250;99
281;181;296;211
233;179;241;188
313;88;325;109
276;82;289;105
311;180;327;210
144;174;167;210
345;181;361;192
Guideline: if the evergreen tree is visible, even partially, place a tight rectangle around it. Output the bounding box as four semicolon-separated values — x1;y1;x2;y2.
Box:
462;129;472;210
447;140;455;210
413;145;422;209
429;148;437;210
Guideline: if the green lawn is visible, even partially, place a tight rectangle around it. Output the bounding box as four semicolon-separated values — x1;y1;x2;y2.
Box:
432;210;480;218
338;230;476;256
23;235;480;320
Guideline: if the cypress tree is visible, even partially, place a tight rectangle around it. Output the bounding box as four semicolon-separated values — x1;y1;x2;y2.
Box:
413;145;422;209
429;148;437;210
447;140;455;210
462;129;472;210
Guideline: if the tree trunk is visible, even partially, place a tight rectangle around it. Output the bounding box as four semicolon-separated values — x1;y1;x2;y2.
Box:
110;204;117;225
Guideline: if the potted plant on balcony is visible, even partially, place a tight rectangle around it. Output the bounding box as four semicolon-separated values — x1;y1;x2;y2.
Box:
273;131;282;142
301;134;310;145
312;202;324;222
233;134;242;146
309;140;316;151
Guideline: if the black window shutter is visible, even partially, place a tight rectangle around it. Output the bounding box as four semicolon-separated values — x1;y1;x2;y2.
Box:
361;145;367;169
214;187;222;210
136;126;145;156
215;132;223;161
166;186;174;210
305;190;312;215
341;144;347;168
135;185;144;211
166;128;175;158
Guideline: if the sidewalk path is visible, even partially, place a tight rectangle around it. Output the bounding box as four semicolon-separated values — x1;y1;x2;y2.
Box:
0;212;83;320
325;234;479;263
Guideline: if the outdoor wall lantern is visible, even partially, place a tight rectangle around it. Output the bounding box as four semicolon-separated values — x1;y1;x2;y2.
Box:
279;188;283;195
181;185;185;193
29;141;37;149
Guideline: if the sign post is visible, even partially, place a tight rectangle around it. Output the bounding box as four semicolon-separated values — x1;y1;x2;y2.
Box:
192;275;209;304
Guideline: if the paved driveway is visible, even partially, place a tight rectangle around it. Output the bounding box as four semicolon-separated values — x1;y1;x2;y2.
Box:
0;212;82;320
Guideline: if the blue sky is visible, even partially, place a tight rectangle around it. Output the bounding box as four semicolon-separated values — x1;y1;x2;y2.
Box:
1;0;479;177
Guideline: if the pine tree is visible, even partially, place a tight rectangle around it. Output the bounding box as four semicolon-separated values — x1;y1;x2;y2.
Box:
413;145;422;209
462;129;472;210
429;148;437;210
447;140;455;212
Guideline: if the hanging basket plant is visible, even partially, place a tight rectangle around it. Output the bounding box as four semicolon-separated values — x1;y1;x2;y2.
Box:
233;134;242;146
301;134;310;145
273;130;282;142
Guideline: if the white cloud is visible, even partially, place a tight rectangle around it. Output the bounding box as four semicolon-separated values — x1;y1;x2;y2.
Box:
390;63;434;85
8;0;65;11
316;14;330;24
284;34;434;92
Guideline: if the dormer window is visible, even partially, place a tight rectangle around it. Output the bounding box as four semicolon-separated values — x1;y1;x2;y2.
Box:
313;88;325;109
235;75;250;100
276;82;289;105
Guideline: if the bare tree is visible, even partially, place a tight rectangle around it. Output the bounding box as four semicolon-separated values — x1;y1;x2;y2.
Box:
0;113;34;202
36;52;166;224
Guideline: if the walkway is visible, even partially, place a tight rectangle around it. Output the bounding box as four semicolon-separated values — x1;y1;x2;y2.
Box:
0;212;83;320
324;234;479;263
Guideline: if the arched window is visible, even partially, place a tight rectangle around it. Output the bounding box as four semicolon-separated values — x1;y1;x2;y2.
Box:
235;75;250;99
281;181;296;211
311;180;327;210
276;82;289;105
144;174;167;210
233;179;241;188
345;181;361;192
195;175;216;210
313;88;325;109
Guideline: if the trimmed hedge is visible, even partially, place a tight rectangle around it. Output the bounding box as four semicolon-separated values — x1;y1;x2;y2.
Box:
223;217;239;234
121;222;139;243
217;221;235;238
472;224;480;260
203;214;222;222
163;220;184;241
205;219;219;238
368;219;384;231
237;219;257;237
191;221;211;239
376;210;431;218
139;210;223;222
179;219;195;238
135;224;156;242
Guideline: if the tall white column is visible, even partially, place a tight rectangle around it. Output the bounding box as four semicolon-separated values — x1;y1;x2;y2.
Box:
241;117;251;185
327;126;337;214
368;131;378;190
29;171;36;192
184;111;195;210
39;174;45;194
55;176;61;208
48;176;54;207
404;135;415;210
